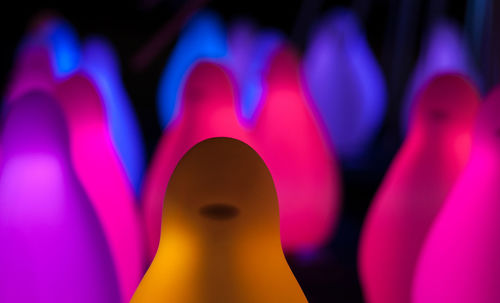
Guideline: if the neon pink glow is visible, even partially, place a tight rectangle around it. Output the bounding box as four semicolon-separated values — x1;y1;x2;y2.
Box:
0;92;120;302
358;74;480;303
6;46;55;102
413;85;500;303
141;61;252;259
142;48;342;259
54;74;144;303
252;46;341;252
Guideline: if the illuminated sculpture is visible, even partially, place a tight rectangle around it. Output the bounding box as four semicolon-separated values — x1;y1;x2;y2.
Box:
156;10;227;128
359;74;480;303
413;85;500;303
253;46;341;252
132;137;307;303
54;74;145;302
303;9;386;163
142;61;250;259
227;20;283;124
401;20;479;134
82;36;146;195
0;92;120;302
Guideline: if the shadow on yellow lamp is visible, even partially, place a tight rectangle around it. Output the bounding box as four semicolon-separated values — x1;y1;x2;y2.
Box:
132;137;307;302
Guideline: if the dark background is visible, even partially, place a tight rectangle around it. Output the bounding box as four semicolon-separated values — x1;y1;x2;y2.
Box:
1;0;499;301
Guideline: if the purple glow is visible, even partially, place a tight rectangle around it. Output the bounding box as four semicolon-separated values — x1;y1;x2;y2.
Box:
0;92;120;302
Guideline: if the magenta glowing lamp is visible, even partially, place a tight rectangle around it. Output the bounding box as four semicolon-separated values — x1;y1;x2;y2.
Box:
401;20;480;134
0;92;121;302
358;74;480;303
141;61;252;259
412;85;500;303
54;73;145;302
253;45;342;253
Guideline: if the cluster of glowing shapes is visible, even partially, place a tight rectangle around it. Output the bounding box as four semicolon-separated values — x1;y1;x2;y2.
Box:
303;9;386;162
142;46;341;259
0;92;121;302
359;74;480;303
54;74;145;302
156;10;228;128
227;20;283;124
133;138;307;302
401;19;480;133
7;16;146;195
413;85;500;303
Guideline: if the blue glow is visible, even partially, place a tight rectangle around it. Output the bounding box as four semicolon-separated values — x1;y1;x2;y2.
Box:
227;21;283;124
157;11;228;128
82;37;146;196
303;9;387;163
401;20;480;134
29;18;81;78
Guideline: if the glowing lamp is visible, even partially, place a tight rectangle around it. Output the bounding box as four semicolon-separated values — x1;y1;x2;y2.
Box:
227;20;283;124
54;74;145;302
132;138;307;302
82;36;146;196
0;92;120;302
358;74;480;303
413;85;500;303
156;10;228;128
401;20;479;134
253;45;342;253
303;9;387;163
142;61;251;259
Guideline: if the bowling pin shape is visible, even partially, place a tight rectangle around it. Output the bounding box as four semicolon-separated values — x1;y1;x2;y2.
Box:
358;74;480;303
132;137;307;303
142;61;250;259
412;85;500;303
303;9;387;163
82;36;146;196
401;20;479;134
227;20;283;123
253;45;341;253
0;92;120;303
54;73;145;302
157;10;228;128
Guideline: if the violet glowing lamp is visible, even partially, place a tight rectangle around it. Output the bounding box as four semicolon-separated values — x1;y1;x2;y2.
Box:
142;61;251;260
132;138;307;303
156;10;228;128
358;74;480;303
0;92;120;303
412;85;500;303
303;9;387;163
401;19;480;134
54;73;145;302
226;20;283;124
252;45;342;253
81;36;146;196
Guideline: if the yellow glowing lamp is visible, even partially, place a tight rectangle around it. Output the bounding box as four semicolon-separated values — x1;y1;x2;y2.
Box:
132;137;307;303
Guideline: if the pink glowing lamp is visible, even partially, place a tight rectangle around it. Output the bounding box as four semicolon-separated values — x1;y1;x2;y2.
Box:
54;74;145;302
141;61;251;259
358;74;480;303
0;92;120;302
252;45;341;253
413;85;500;303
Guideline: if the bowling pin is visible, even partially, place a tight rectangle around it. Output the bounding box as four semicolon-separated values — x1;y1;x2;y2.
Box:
82;36;146;196
132;138;307;302
54;73;145;302
303;9;387;163
0;92;120;303
156;10;228;128
142;61;250;259
412;85;500;303
253;45;342;253
358;74;480;303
